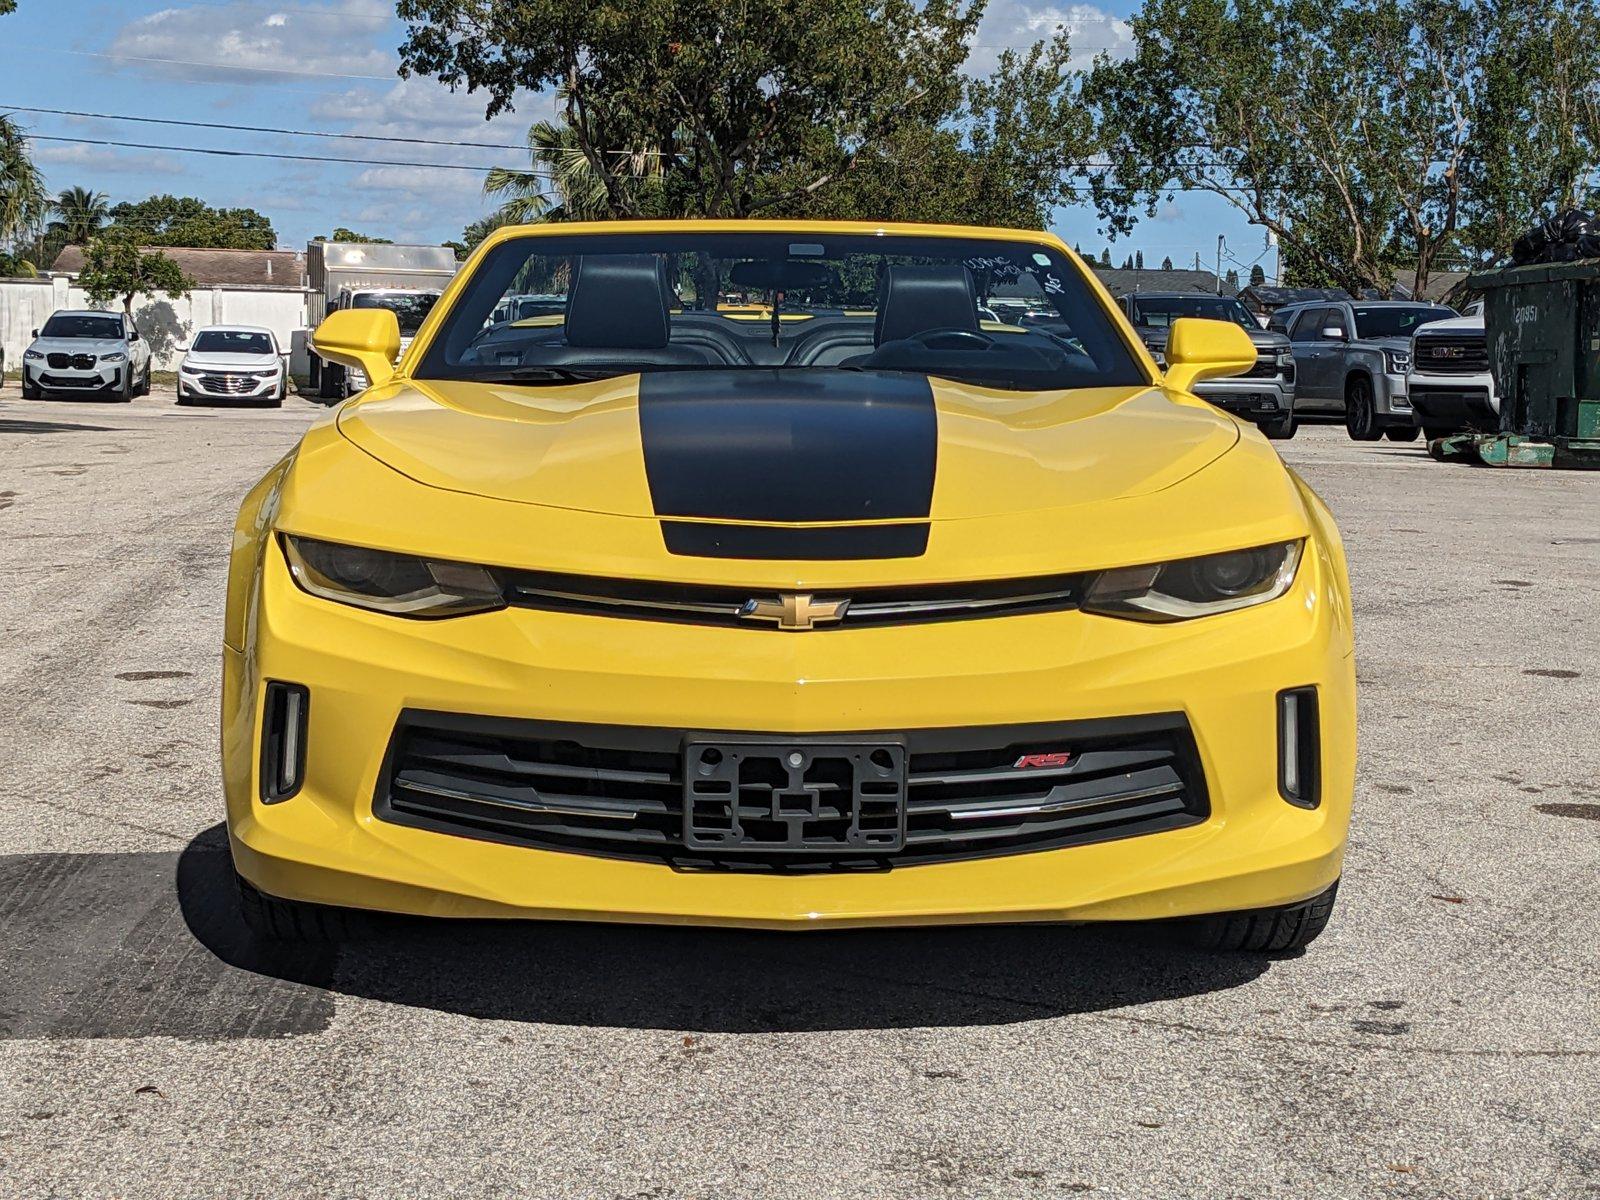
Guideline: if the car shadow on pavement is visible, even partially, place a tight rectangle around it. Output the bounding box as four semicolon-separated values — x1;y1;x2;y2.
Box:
0;417;122;434
174;825;1270;1034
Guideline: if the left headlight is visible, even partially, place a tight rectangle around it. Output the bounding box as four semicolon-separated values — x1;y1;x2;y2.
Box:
1083;541;1303;621
102;351;127;363
282;536;505;618
23;349;42;361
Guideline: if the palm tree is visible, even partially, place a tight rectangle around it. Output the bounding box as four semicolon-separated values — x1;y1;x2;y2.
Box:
0;114;46;254
49;186;110;245
484;92;664;225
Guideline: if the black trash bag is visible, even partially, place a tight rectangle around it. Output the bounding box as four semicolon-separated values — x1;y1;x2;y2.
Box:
1511;208;1600;265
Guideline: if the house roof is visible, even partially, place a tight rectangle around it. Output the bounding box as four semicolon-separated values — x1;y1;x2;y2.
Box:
1092;268;1235;297
51;245;305;289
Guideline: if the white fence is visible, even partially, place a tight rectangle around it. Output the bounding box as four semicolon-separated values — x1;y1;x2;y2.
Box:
0;276;312;372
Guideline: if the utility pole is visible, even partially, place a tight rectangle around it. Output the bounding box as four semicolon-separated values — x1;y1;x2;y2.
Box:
1216;235;1225;294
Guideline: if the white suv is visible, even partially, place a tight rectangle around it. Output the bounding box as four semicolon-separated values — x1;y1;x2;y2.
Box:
21;309;152;401
1407;301;1498;437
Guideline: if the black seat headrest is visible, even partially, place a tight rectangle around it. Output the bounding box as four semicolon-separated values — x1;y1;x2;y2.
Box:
565;254;673;349
875;265;980;346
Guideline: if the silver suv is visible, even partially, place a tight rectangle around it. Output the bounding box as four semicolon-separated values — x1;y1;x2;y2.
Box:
21;309;152;402
1271;300;1455;441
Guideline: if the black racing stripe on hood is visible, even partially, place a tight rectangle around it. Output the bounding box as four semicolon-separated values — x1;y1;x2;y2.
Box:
637;368;938;523
660;521;930;560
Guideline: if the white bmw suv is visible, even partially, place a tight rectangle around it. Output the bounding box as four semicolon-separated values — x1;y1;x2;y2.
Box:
21;309;152;401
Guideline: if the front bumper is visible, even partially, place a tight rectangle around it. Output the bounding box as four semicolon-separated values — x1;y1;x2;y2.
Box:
1375;372;1414;422
224;533;1356;930
1193;377;1295;422
26;363;125;393
1409;379;1499;431
180;371;281;400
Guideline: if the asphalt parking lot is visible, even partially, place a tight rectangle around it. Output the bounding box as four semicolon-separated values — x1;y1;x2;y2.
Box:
0;391;1596;1199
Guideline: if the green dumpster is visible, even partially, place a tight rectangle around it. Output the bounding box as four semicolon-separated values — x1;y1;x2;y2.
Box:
1452;260;1600;467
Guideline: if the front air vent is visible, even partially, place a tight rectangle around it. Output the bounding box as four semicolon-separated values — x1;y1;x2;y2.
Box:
260;682;309;803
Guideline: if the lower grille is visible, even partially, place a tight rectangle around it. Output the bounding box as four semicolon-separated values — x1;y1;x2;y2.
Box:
376;711;1209;872
38;372;109;389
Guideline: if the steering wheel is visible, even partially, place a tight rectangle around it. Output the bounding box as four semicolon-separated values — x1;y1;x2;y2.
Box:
907;328;1000;352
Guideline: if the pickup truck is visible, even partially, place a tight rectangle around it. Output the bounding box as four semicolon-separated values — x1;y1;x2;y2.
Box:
1118;291;1298;438
1407;301;1497;438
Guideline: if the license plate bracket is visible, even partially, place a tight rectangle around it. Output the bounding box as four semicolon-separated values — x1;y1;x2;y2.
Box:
682;739;907;853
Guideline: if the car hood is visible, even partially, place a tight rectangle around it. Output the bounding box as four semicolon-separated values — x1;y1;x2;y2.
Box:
1412;316;1483;337
28;337;128;357
335;369;1242;522
1356;335;1414;353
184;352;281;371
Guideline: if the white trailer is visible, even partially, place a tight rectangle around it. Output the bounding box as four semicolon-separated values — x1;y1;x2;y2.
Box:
301;241;458;401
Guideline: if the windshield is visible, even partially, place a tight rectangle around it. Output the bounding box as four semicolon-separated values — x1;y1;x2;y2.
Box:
1353;305;1455;339
1130;295;1257;332
416;231;1145;393
193;330;274;355
41;314;121;340
352;291;440;335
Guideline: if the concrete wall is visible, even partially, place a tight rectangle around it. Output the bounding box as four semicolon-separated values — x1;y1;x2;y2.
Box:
0;276;311;372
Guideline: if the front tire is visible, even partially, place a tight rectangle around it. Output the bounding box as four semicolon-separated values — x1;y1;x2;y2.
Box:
1385;425;1422;442
1261;413;1297;440
21;376;40;400
1344;377;1382;441
115;368;135;403
1186;881;1339;953
236;872;362;942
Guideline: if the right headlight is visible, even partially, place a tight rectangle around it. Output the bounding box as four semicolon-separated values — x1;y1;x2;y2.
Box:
282;536;505;618
1083;541;1303;621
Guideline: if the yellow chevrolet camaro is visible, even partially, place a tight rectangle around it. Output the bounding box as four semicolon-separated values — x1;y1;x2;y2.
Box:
223;220;1354;952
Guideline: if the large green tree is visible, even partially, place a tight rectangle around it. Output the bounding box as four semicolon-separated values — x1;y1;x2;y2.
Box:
78;230;196;313
398;0;989;219
106;194;276;249
0;114;45;263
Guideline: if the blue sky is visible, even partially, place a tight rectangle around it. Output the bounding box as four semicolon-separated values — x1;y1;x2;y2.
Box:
6;0;1264;272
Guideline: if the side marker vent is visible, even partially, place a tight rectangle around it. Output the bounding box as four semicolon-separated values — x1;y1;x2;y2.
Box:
1277;687;1320;809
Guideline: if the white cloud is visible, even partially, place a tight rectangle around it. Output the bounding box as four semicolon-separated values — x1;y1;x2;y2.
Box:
966;0;1133;75
110;0;394;83
31;141;186;177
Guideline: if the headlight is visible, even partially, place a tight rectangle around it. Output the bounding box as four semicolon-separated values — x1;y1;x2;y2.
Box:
1385;349;1410;373
1083;541;1303;621
252;369;281;379
1275;351;1293;368
180;363;200;375
102;351;127;363
23;349;42;361
282;536;505;618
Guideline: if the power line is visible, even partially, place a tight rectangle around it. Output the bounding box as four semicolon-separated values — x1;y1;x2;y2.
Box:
24;133;503;173
2;104;525;152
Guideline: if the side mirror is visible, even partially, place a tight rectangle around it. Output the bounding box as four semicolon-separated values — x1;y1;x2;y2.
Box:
311;308;401;391
1162;317;1258;393
31;328;38;338
1321;327;1346;341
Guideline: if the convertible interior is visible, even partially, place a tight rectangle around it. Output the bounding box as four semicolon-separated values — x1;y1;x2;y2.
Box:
451;253;1115;389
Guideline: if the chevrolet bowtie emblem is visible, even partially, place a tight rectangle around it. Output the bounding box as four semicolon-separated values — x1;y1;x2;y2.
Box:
739;593;850;631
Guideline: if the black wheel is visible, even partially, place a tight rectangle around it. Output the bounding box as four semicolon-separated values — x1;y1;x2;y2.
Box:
115;368;135;403
1385;425;1422;442
1343;378;1382;441
21;377;40;400
1260;413;1297;440
1424;425;1454;441
1185;881;1339;953
236;872;363;942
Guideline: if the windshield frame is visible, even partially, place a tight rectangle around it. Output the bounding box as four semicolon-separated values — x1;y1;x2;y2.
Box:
1130;294;1258;333
40;314;124;340
1351;304;1456;340
406;225;1152;394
